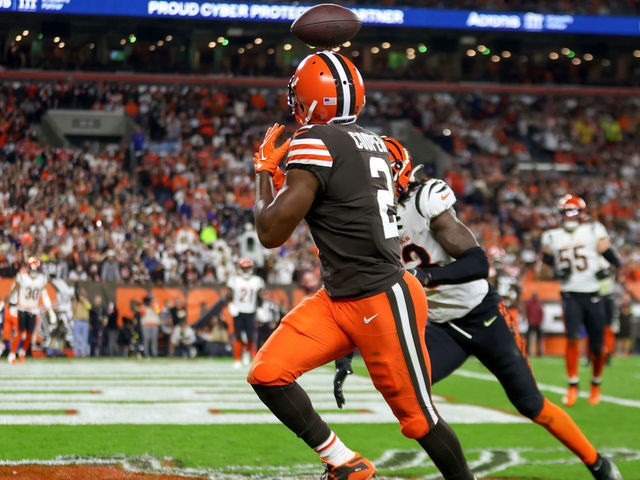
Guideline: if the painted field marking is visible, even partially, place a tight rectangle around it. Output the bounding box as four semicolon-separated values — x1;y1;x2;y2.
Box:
0;447;637;480
454;369;640;408
0;360;525;425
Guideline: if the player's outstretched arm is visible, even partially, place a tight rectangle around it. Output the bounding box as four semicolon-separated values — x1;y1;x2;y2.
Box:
412;209;489;287
254;169;318;248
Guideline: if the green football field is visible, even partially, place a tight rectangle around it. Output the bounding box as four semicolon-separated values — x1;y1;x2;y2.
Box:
0;356;638;479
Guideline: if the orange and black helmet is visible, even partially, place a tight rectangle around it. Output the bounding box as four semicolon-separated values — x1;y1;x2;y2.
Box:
288;51;365;126
382;136;413;197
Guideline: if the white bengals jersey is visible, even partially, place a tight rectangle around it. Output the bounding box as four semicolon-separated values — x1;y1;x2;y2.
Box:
397;179;488;323
226;274;265;315
16;270;51;313
541;221;609;293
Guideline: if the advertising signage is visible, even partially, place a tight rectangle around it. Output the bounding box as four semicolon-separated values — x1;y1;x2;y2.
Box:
1;0;639;36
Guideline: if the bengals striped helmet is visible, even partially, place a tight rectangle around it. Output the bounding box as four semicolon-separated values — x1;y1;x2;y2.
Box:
557;194;586;231
287;51;365;126
382;136;413;197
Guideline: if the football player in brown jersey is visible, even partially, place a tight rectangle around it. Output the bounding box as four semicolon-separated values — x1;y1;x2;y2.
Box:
247;52;476;480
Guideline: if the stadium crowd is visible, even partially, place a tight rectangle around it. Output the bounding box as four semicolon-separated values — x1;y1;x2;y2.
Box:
0;79;639;355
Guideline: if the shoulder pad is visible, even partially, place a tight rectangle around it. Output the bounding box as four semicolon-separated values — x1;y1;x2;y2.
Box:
415;179;456;219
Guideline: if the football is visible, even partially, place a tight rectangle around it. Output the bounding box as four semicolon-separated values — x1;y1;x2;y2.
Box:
291;4;362;48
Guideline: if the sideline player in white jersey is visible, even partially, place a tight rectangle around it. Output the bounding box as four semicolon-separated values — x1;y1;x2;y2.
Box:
1;257;56;363
334;137;622;480
540;194;621;407
225;258;264;368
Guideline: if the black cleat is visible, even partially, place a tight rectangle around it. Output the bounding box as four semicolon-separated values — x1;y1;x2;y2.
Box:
588;454;623;480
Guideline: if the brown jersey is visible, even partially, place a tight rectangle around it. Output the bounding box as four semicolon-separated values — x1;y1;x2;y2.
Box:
286;123;403;298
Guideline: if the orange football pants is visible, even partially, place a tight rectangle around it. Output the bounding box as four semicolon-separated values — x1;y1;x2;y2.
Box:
248;272;439;439
3;306;18;342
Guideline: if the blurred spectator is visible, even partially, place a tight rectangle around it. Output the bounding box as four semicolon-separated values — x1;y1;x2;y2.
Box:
196;316;231;357
170;320;196;358
255;297;282;350
617;292;635;356
101;251;121;282
105;300;120;356
89;295;107;357
71;288;91;358
525;291;544;356
140;295;160;357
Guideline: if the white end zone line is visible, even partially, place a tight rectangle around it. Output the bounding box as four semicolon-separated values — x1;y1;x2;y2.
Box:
454;369;640;408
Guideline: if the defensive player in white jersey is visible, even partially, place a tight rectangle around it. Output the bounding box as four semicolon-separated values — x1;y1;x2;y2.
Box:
540;195;621;407
225;258;265;368
335;137;622;480
1;257;56;364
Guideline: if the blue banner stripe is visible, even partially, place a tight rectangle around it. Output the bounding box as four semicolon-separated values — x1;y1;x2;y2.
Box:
1;1;639;36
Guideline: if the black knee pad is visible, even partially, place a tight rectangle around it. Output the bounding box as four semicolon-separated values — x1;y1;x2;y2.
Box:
513;392;545;419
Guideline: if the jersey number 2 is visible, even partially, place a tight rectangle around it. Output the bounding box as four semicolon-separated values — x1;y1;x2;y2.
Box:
369;156;398;239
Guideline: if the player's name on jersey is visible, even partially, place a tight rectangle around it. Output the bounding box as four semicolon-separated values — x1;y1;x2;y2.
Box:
348;132;386;153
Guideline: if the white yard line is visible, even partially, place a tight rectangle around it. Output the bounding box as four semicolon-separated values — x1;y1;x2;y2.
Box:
454;369;640;408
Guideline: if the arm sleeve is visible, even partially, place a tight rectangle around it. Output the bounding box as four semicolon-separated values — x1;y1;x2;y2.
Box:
602;248;621;269
421;247;490;286
285;126;334;192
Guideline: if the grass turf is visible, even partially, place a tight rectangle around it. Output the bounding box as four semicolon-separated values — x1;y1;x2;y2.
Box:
0;356;637;479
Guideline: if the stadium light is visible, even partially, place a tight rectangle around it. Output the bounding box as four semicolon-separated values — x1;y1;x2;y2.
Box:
89;43;95;49
129;36;137;44
221;39;229;46
466;49;476;57
120;39;126;46
584;53;593;61
22;30;29;36
37;33;43;40
502;51;511;58
549;52;559;60
332;47;341;52
254;37;263;45
343;41;351;47
406;48;415;55
443;129;452;136
381;42;391;49
238;47;245;54
352;50;360;57
567;50;576;58
572;58;581;65
477;44;486;51
58;42;65;48
53;36;60;43
371;46;380;54
208;41;216;48
283;43;292;51
407;52;416;60
561;47;570;55
634;50;640;58
267;48;274;54
217;36;225;42
166;35;173;42
15;35;22;42
157;40;164;46
418;44;428;53
149;45;156;51
491;55;500;62
246;43;253;49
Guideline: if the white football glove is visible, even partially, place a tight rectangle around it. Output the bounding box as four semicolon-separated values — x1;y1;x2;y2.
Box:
48;311;57;325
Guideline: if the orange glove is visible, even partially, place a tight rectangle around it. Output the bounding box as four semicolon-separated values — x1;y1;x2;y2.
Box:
273;168;286;195
254;123;291;175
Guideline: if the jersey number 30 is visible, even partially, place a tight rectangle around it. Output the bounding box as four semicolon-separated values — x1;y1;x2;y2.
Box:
370;156;398;239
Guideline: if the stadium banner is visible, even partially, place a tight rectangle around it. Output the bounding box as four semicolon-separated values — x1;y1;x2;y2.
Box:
0;1;639;36
45;110;128;137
